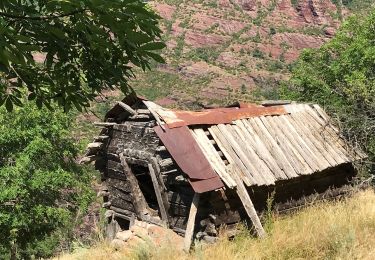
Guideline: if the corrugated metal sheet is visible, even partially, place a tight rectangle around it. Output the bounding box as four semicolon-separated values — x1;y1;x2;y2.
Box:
190;104;366;188
154;125;224;193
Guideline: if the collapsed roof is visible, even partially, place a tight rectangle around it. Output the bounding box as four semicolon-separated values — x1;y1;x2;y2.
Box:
104;95;366;194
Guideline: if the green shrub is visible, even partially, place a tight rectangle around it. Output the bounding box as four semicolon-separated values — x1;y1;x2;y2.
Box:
281;10;375;175
0;103;94;259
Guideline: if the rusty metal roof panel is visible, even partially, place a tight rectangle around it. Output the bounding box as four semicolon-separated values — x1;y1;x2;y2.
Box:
148;103;287;128
154;125;224;193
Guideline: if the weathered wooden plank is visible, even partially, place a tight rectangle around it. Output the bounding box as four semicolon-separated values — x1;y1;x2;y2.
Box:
229;165;266;238
192;129;236;187
303;106;351;162
280;115;331;170
248;118;299;178
80;155;101;164
289;112;339;167
148;163;169;226
229;124;276;184
219;124;272;185
94;122;117;127
118;101;137;115
236;120;289;180
277;116;325;171
184;193;200;252
209;125;255;186
106;178;132;193
268;116;320;173
143;100;165;130
120;153;150;217
259;116;313;175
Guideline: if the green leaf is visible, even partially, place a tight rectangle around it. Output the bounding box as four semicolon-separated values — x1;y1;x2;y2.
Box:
140;42;166;51
145;51;165;63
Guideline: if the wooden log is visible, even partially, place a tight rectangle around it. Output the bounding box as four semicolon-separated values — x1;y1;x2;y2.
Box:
148;163;169;226
119;153;150;217
159;158;174;168
79;155;101;164
156;146;167;152
137;109;152;115
184;193;200;252
87;142;103;149
118;101;137;115
230;166;266;238
95;135;110;141
128;114;151;120
94;122;117;127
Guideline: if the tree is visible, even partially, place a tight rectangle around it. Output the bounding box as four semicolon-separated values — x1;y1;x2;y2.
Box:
0;103;93;259
281;9;375;174
0;0;165;112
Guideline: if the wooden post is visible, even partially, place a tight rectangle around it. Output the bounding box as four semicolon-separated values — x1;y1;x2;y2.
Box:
148;163;169;226
119;153;149;217
233;173;266;238
184;193;200;252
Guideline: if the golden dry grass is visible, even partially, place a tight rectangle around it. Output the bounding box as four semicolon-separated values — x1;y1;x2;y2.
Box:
55;189;375;260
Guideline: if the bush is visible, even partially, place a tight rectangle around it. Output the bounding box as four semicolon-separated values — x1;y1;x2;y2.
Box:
281;10;375;176
0;103;94;259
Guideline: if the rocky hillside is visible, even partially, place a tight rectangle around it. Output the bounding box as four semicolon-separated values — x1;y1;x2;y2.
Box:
129;0;346;108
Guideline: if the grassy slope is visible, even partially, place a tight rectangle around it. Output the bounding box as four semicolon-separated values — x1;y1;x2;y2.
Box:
56;189;375;260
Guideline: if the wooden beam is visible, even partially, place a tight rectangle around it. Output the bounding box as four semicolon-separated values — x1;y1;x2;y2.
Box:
148;163;169;226
119;153;149;217
79;155;101;164
94;122;116;127
117;101;137;115
184;193;200;252
232;172;266;238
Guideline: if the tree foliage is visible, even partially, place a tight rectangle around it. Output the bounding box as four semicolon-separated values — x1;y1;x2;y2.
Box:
0;103;93;259
0;0;165;112
282;9;375;174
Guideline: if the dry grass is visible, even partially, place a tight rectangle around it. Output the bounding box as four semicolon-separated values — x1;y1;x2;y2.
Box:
56;189;375;260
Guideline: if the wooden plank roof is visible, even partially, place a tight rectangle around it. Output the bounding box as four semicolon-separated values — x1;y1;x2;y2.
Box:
102;95;366;191
145;101;366;189
189;104;366;188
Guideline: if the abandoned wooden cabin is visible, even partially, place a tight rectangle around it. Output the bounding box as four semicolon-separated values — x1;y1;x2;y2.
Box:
82;94;365;244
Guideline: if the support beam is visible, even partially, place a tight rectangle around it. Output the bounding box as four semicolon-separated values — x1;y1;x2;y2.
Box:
148;163;169;226
118;101;137;115
233;173;266;238
119;153;149;217
184;193;200;252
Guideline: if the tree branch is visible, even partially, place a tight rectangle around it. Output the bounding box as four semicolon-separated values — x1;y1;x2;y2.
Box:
0;9;87;20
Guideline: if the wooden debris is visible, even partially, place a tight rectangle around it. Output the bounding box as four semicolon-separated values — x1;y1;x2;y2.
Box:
87;142;103;149
94;122;117;127
119;153;150;217
184;193;200;252
118;101;137;115
230;166;266;238
79;155;101;164
148;163;169;226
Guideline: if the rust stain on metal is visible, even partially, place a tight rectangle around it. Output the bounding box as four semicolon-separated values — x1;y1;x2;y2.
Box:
154;125;224;193
159;106;287;128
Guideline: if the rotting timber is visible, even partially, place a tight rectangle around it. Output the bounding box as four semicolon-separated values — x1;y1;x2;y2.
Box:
82;95;366;245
